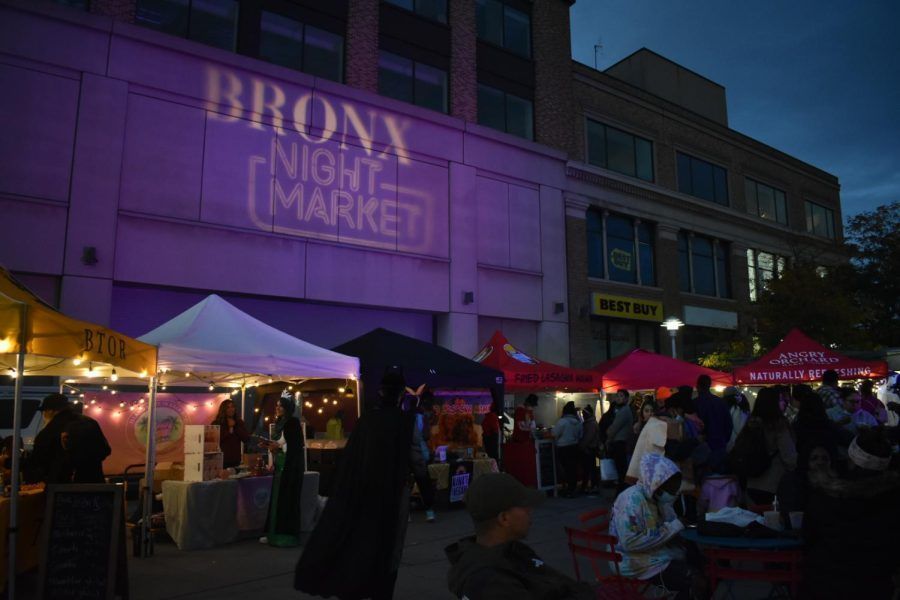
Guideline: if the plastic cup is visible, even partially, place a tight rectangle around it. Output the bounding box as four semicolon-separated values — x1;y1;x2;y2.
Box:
764;511;783;531
789;511;803;530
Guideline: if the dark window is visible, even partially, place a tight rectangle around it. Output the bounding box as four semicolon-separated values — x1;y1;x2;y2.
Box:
259;12;343;82
590;318;660;364
586;119;654;182
378;51;448;113
136;0;239;52
805;201;836;239
745;178;788;224
586;211;655;286
677;152;728;205
384;0;447;23
53;0;88;8
477;0;531;58
477;83;533;140
678;231;731;298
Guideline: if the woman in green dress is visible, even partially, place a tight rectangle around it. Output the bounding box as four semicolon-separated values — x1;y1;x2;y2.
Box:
261;393;305;547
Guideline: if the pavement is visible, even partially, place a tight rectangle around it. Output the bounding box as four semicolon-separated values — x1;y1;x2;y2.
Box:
14;486;774;599
125;490;608;600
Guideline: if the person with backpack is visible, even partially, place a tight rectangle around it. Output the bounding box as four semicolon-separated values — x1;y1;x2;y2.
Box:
741;387;797;505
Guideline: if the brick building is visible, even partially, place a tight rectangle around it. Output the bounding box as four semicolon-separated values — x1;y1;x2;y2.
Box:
0;0;846;380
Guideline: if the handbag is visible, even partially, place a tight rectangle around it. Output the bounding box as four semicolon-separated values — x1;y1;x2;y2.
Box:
600;458;618;481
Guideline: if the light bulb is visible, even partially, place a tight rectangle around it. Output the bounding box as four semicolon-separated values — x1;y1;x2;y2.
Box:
90;399;97;405
254;408;259;413
333;400;338;405
111;390;117;395
139;398;145;404
73;355;83;366
317;408;323;414
9;368;17;379
268;377;273;383
119;402;125;408
102;385;108;390
208;384;214;391
110;369;118;382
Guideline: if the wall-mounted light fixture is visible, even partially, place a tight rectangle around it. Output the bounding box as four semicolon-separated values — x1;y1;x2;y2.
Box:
463;291;474;305
554;302;565;314
81;246;98;266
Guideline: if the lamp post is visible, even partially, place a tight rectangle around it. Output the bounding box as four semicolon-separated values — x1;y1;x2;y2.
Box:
661;317;684;359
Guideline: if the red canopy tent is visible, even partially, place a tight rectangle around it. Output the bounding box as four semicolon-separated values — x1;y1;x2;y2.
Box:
473;331;601;392
733;328;889;385
593;348;732;393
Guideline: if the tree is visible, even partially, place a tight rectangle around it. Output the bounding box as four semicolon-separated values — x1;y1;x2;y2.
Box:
844;201;900;348
752;259;870;352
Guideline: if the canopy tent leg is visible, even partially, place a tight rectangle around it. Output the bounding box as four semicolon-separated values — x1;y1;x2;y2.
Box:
7;349;25;599
140;376;158;558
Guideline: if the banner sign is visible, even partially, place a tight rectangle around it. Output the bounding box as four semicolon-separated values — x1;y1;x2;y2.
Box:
591;293;663;322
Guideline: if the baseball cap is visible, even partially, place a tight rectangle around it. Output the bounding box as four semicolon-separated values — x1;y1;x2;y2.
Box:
464;472;545;521
37;393;70;412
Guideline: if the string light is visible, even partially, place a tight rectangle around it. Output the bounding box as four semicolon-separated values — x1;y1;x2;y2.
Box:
119;402;126;408
208;384;215;391
139;370;148;379
0;338;12;353
332;400;338;405
254;408;260;413
264;416;270;422
73;354;83;366
317;408;323;414
102;385;108;390
86;362;97;377
90;399;97;405
139;398;145;404
111;390;117;395
268;377;273;383
231;389;239;396
9;368;16;379
161;385;167;391
110;369;119;382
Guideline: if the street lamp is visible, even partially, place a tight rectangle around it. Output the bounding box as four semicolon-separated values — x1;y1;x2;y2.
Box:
661;317;684;359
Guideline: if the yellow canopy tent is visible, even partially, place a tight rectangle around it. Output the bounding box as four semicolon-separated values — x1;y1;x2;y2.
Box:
0;266;158;592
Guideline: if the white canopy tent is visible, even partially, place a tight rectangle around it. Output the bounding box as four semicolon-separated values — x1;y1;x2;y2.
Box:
132;294;359;555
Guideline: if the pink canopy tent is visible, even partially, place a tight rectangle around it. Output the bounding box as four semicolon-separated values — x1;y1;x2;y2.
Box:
733;328;888;385
593;349;732;393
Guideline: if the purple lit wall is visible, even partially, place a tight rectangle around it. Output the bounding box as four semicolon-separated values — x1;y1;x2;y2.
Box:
0;1;570;363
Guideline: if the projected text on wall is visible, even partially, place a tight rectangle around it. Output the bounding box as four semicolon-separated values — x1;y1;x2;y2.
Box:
206;67;440;254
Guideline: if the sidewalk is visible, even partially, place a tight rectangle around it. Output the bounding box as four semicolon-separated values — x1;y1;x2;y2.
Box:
127;491;608;599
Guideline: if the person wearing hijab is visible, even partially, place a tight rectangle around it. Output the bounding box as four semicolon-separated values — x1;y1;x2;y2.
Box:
260;392;304;547
295;365;425;600
610;454;705;600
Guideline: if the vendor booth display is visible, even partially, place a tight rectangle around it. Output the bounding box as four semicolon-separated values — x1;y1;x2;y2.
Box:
0;266;158;595
733;328;889;384
474;331;600;392
593;348;732;392
128;294;359;554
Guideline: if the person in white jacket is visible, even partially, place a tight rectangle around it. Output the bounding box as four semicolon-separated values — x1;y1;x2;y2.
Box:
553;401;583;497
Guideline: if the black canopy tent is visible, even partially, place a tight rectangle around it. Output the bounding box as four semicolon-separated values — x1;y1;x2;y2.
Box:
332;328;505;409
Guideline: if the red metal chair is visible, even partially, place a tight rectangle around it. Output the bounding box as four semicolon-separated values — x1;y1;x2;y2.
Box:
564;527;653;599
705;547;802;598
577;507;610;533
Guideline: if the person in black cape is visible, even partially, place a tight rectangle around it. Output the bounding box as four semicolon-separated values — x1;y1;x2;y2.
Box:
261;392;305;547
295;366;424;599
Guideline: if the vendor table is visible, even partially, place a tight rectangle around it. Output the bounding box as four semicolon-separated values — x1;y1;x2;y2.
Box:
0;489;45;589
680;528;803;549
162;472;320;550
427;458;498;491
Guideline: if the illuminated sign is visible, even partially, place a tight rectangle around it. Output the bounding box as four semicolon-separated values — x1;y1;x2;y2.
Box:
205;67;439;254
591;293;663;322
609;248;633;271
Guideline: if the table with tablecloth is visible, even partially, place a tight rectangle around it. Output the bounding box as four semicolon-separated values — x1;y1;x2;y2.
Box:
162;472;321;550
0;489;46;589
427;458;498;491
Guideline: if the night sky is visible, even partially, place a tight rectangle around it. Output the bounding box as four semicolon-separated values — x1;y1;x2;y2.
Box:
570;0;900;220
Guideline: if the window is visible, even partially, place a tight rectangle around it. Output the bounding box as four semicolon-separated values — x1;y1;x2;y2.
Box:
136;0;239;52
260;12;343;82
745;178;787;224
586;211;656;286
677;231;731;298
477;83;533;140
378;52;448;113
586;120;654;182
384;0;447;23
677;152;728;206
805;201;836;239
746;249;787;301
476;0;531;58
590;318;660;364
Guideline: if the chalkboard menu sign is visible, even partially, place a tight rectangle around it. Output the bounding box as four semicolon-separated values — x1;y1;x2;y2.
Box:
535;440;556;494
39;484;125;600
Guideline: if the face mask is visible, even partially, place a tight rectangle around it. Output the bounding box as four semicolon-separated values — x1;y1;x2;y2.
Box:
658;491;678;504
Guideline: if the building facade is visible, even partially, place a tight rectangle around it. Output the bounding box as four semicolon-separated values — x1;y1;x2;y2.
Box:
0;0;574;365
0;0;847;375
562;51;846;366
